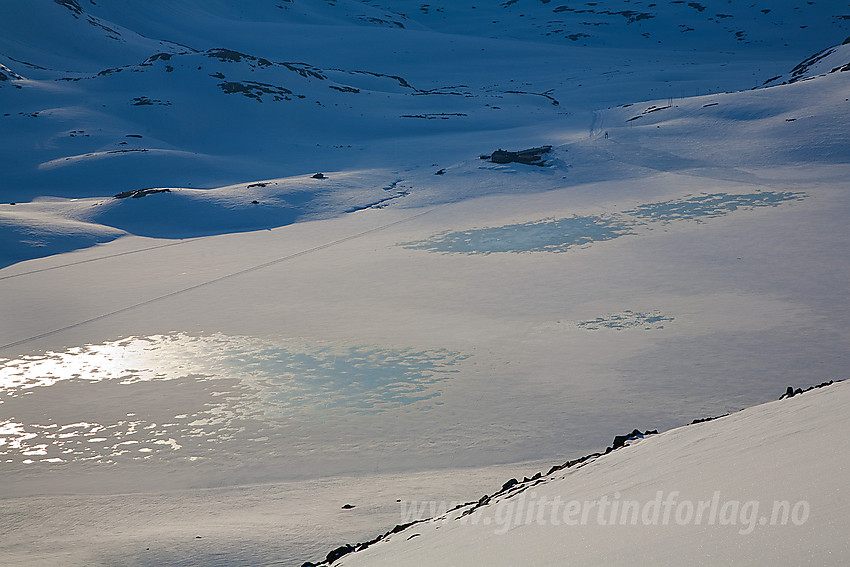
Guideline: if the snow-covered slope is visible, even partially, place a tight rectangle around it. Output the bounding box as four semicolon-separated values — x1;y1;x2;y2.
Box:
3;1;850;266
762;38;850;86
333;381;850;567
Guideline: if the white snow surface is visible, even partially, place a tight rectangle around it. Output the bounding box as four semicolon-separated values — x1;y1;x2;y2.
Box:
2;1;850;565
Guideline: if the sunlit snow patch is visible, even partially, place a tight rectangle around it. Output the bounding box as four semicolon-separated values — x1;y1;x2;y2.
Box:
0;334;465;465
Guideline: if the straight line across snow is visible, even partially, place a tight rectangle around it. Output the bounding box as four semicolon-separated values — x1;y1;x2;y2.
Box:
0;238;204;282
0;206;441;353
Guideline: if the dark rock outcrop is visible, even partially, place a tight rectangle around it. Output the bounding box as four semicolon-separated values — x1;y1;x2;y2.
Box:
610;428;656;452
113;188;171;199
780;380;836;399
691;414;728;425
326;544;355;564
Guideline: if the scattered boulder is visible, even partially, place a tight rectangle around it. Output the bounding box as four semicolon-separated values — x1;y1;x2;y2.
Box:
781;386;803;399
341;503;355;509
312;173;326;179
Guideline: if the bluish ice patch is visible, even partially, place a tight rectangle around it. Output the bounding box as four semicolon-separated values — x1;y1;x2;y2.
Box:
577;310;674;331
402;215;634;254
403;191;804;255
238;344;465;414
621;191;805;222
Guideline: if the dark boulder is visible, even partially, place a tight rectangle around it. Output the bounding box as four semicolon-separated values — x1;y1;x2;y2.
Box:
326;544;355;564
612;429;643;450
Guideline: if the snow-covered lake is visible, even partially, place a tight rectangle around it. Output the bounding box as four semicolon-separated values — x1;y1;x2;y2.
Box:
2;1;849;565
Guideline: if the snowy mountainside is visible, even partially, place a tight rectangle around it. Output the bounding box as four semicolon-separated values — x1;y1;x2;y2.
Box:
0;0;187;74
594;68;850;167
2;1;850;269
2;1;849;199
362;0;850;50
14;0;850;54
333;381;850;567
762;37;850;86
3;38;849;266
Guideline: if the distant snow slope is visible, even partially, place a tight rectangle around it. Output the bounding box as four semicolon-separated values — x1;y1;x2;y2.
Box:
362;0;850;50
762;38;850;86
2;1;849;265
337;381;850;567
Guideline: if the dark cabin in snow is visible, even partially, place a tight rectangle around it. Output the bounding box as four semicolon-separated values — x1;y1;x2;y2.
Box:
488;145;552;166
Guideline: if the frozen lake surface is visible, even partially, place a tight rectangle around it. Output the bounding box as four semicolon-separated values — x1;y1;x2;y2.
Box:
0;334;466;466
